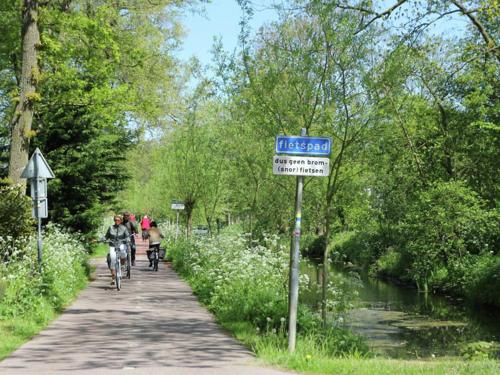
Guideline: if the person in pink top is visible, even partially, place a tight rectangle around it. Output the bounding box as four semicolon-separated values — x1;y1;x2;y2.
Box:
140;215;151;240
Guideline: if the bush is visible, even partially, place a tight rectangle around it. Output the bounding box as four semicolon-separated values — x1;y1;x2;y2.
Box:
460;341;495;360
330;231;375;269
0;184;35;260
400;181;495;293
0;224;88;320
466;255;500;306
371;247;404;278
302;235;326;259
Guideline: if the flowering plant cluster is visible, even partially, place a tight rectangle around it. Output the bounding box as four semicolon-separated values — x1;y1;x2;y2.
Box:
171;231;360;332
171;232;293;330
170;230;369;356
0;224;88;322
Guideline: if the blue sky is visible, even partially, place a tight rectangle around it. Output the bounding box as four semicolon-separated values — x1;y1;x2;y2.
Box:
178;0;277;65
177;0;469;66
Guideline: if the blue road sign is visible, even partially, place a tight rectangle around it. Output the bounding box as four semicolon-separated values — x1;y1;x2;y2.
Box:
275;135;332;156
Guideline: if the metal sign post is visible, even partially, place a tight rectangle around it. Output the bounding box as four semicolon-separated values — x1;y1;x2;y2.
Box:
171;200;185;241
176;211;180;240
287;128;305;353
21;148;55;273
273;130;331;353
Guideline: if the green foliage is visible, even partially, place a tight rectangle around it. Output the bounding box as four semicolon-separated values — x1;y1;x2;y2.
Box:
0;224;88;319
401;181;496;293
372;247;404;279
460;341;496;361
330;231;385;271
34;106;134;237
170;228;368;356
117;0;499;311
466;255;500;306
0;224;89;360
254;327;370;359
0;184;34;260
302;235;325;259
1;0;192;233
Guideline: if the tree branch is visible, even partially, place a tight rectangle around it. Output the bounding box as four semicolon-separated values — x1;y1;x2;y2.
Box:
449;0;500;62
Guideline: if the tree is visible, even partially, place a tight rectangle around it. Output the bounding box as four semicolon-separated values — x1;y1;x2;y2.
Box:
13;0;193;234
233;1;381;325
8;0;41;187
331;0;499;61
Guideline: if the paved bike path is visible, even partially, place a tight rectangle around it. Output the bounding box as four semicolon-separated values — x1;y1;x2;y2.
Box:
0;238;292;375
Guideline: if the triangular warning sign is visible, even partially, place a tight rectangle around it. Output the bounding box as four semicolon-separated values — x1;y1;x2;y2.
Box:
20;148;55;179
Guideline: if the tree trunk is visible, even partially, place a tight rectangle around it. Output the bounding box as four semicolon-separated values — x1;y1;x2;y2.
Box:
184;197;195;236
321;211;332;327
8;0;40;187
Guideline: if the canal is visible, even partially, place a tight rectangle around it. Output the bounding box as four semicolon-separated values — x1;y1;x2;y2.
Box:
300;261;500;359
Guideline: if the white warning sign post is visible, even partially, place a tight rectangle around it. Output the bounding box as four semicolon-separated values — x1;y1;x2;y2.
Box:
273;155;329;177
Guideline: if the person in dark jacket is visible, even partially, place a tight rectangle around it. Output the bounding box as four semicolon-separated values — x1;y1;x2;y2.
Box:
104;215;130;284
123;211;138;265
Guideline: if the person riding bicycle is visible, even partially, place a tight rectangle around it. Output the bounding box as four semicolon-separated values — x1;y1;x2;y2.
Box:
140;215;152;240
146;221;164;267
123;211;138;266
104;215;130;285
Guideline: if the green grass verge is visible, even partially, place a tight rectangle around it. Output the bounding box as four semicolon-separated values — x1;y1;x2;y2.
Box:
0;316;54;360
90;243;108;258
222;321;499;375
0;278;90;362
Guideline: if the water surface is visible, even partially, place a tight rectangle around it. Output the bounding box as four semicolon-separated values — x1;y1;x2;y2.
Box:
300;261;500;359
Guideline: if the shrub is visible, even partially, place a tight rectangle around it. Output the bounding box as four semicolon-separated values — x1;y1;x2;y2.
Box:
0;224;88;320
0;184;34;260
330;231;377;269
400;181;495;293
370;247;404;278
301;234;325;259
466;255;500;306
460;341;495;360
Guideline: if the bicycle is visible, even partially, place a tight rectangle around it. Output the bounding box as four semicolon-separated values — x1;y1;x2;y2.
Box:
106;239;128;290
148;244;161;272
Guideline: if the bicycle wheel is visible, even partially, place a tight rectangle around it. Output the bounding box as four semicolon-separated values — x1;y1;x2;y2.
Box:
126;250;131;279
154;251;159;271
115;261;121;291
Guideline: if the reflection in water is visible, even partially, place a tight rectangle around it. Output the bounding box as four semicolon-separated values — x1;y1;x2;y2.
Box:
300;261;500;359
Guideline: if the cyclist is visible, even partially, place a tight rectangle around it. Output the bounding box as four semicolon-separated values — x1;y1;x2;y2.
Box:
123;211;138;266
104;215;130;285
146;221;164;267
140;215;151;241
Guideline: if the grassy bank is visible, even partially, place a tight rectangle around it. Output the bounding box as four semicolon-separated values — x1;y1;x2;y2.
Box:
0;225;89;360
170;230;499;375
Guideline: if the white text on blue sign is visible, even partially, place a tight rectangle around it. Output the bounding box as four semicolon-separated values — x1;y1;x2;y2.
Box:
275;136;331;156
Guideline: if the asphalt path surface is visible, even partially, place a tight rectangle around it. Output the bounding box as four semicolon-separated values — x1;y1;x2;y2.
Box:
0;237;292;375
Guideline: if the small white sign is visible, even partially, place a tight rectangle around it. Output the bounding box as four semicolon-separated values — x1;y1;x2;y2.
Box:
273;155;330;177
32;198;48;219
171;203;185;210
